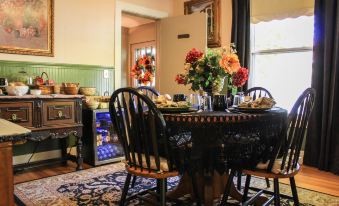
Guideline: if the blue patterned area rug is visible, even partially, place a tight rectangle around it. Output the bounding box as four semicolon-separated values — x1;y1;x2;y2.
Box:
15;162;338;206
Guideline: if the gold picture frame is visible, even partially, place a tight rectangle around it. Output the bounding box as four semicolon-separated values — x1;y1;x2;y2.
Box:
184;0;221;48
0;0;54;56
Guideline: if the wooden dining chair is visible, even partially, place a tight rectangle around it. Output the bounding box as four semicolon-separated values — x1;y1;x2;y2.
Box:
220;88;316;206
244;87;273;100
137;86;160;99
109;87;200;206
238;86;274;189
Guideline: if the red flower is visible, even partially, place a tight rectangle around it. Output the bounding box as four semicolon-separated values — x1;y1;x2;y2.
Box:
232;67;249;87
185;48;203;64
175;74;187;84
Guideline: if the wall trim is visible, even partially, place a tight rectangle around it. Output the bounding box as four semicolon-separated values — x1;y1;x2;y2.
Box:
0;60;115;70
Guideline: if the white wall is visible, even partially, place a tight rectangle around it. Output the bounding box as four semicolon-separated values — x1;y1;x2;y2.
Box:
0;0;116;66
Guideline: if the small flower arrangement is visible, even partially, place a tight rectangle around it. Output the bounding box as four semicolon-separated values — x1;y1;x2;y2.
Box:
175;46;248;94
131;55;155;85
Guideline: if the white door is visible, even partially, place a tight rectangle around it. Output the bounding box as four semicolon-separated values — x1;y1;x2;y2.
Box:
157;13;207;95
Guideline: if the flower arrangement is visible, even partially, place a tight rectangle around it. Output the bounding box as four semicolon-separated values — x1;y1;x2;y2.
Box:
175;46;248;94
131;55;155;85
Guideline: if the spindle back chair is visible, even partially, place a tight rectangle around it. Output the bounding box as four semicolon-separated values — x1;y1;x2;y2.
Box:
221;88;316;206
137;86;160;100
244;87;273;100
109;87;176;206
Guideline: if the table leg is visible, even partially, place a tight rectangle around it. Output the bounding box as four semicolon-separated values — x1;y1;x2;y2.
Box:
75;134;83;171
204;175;214;206
168;171;267;206
60;138;68;166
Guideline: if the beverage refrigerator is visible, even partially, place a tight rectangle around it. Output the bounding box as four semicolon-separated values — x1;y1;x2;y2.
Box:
82;109;124;166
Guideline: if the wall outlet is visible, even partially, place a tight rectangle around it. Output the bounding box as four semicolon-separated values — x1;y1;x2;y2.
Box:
103;70;109;79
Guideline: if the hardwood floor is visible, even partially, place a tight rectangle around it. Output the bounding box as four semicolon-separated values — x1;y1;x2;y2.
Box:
280;165;339;197
14;162;339;197
14;161;91;184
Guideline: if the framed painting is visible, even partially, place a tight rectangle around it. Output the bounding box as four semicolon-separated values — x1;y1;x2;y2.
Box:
184;0;221;48
0;0;54;56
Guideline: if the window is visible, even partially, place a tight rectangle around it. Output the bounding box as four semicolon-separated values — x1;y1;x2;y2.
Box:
250;16;314;111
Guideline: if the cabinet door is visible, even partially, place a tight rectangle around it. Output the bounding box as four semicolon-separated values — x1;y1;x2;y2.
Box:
0;102;33;128
42;101;76;126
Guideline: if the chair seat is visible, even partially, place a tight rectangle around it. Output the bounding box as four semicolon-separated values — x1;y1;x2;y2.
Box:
125;164;179;179
243;163;300;179
130;153;170;172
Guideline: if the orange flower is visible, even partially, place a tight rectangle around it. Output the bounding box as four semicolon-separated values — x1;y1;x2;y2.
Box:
219;53;241;75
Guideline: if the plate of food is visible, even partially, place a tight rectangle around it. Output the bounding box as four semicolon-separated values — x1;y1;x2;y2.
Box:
154;94;197;113
233;97;276;112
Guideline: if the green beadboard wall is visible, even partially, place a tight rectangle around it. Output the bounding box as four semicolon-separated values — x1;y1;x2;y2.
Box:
0;60;115;158
0;60;115;96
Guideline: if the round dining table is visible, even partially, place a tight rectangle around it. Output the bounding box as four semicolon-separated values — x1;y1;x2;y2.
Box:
162;107;288;206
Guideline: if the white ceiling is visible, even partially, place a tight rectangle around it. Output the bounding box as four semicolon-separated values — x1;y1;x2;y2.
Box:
121;13;155;28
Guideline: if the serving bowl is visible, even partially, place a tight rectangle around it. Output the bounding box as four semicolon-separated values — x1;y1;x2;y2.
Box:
64;86;79;95
79;87;96;96
5;86;29;96
30;89;42;95
85;101;99;109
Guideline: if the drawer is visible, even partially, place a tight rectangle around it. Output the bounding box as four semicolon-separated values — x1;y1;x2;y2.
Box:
43;101;75;126
0;102;33;127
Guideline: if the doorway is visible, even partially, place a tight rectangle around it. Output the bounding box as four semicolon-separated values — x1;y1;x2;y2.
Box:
114;1;168;90
121;12;156;88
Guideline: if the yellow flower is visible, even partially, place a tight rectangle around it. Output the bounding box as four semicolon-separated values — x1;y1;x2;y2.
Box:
219;53;241;75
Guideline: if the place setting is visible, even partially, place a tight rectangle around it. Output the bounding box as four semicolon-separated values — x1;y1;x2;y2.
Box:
153;93;200;113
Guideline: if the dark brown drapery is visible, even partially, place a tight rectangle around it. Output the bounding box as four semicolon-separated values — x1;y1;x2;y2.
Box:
304;0;339;175
231;0;250;90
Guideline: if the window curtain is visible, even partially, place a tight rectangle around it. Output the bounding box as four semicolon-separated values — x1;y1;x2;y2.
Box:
231;0;250;90
251;0;314;23
304;0;339;175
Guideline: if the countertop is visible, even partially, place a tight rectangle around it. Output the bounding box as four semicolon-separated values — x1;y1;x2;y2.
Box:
0;94;84;99
0;119;31;143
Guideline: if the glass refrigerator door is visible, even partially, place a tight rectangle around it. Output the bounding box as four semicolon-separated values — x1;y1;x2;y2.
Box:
95;112;124;162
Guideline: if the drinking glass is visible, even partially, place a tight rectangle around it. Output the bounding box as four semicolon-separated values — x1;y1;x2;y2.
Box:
202;95;213;111
233;92;245;106
233;94;240;106
189;94;201;109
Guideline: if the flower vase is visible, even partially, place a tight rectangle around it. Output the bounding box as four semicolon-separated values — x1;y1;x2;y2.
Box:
212;77;226;95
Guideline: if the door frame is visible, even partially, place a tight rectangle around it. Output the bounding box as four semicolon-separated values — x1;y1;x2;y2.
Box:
114;1;168;90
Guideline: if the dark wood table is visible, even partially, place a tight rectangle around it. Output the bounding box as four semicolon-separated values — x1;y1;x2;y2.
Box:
0;95;83;171
163;108;288;205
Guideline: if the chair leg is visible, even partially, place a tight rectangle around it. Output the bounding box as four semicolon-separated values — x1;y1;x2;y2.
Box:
265;178;270;188
158;178;166;206
120;173;132;206
131;175;137;188
273;178;281;206
290;177;300;206
190;172;201;206
242;175;251;203
220;169;235;206
237;171;242;190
